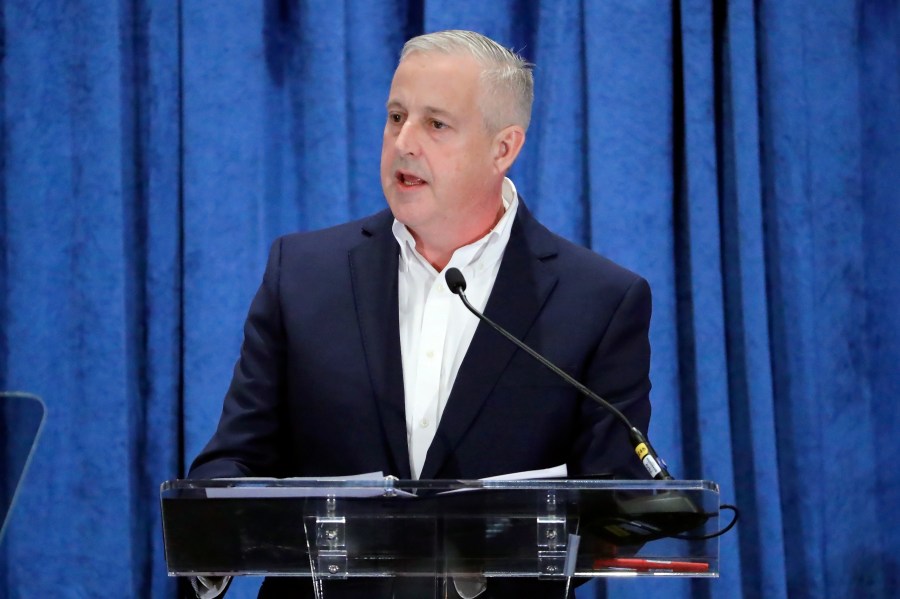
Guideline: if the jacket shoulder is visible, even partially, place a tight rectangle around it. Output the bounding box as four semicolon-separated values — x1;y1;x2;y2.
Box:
274;209;394;255
519;207;646;292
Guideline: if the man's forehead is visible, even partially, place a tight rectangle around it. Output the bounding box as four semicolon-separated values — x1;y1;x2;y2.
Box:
385;98;454;116
389;53;481;91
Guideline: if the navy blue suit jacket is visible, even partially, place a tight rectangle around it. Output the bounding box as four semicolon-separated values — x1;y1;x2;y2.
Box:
190;202;652;482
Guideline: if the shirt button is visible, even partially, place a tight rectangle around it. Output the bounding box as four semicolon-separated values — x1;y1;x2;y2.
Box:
426;350;434;359
419;418;429;428
438;283;446;292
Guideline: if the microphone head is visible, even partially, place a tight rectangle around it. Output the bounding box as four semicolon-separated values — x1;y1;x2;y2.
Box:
445;268;467;294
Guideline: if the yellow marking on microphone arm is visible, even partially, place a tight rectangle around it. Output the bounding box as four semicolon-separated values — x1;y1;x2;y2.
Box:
635;443;649;459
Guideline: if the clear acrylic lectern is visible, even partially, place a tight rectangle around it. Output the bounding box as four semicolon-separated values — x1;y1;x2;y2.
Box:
1;392;46;543
161;478;720;597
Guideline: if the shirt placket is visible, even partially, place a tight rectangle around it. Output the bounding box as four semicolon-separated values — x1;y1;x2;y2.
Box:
409;277;451;478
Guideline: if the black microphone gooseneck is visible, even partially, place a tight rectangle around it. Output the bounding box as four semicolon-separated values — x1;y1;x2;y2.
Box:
444;267;672;481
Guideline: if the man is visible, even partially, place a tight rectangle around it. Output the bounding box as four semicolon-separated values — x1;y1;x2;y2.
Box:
189;30;652;598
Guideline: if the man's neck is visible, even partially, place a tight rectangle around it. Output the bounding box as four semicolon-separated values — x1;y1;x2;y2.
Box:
411;202;507;271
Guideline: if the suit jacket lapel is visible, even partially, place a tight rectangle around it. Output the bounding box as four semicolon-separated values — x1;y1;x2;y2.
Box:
348;211;411;479
419;205;559;479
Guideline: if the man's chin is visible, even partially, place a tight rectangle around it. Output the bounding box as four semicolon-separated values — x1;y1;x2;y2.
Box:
386;189;431;214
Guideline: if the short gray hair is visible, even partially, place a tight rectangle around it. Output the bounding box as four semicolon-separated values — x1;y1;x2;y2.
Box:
400;30;534;133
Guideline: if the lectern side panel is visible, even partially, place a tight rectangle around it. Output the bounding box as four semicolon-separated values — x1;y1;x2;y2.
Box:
162;498;309;574
162;497;440;576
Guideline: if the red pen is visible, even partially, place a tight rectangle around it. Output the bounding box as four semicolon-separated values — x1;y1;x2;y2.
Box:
594;558;710;573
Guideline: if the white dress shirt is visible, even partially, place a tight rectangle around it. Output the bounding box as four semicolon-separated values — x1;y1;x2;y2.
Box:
393;178;520;479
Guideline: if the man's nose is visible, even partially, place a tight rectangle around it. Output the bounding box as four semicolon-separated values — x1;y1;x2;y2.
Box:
395;121;420;156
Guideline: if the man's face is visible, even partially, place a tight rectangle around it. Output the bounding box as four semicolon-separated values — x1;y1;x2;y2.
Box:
381;52;499;244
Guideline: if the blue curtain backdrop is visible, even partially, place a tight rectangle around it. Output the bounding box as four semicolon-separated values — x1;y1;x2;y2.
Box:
1;1;898;597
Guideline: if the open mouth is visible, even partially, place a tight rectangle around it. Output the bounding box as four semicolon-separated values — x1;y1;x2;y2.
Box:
396;170;427;187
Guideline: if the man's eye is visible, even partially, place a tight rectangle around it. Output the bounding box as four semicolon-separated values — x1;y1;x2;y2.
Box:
389;113;403;123
431;120;446;130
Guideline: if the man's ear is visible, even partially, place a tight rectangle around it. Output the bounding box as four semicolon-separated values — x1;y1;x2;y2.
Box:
492;125;526;173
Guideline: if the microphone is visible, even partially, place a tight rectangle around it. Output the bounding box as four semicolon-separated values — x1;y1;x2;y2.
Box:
445;267;722;545
445;267;672;481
